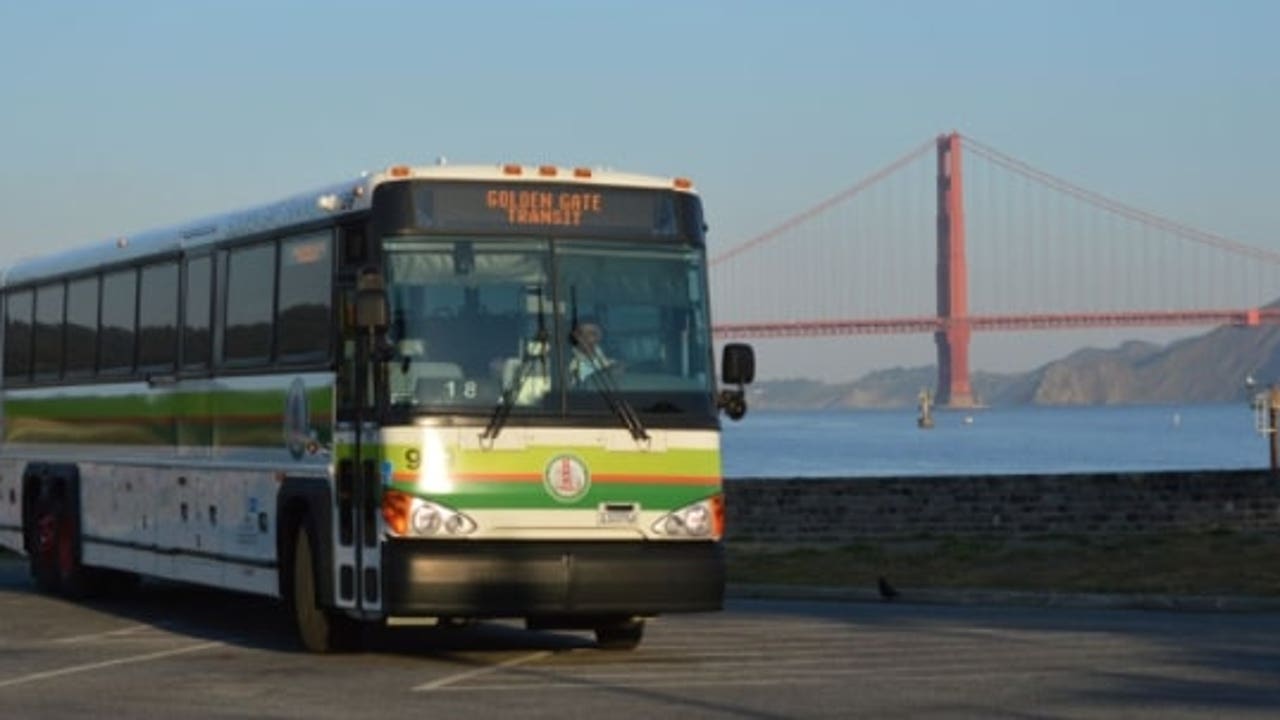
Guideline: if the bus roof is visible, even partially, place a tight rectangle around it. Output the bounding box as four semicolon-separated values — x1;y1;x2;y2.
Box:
1;163;695;288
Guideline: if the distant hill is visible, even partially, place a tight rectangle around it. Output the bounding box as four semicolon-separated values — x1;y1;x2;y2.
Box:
752;321;1280;409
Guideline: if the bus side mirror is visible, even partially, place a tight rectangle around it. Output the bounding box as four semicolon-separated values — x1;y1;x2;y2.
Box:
721;343;755;385
718;343;755;421
356;270;389;332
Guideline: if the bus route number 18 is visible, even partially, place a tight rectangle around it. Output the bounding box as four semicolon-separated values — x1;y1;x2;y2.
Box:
444;380;478;400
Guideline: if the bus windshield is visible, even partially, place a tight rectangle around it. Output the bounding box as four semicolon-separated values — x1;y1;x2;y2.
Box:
382;237;716;422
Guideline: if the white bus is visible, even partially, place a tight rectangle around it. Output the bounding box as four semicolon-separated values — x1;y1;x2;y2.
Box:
0;162;754;651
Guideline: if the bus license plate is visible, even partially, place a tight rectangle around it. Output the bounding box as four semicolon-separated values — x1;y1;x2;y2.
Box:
598;503;639;525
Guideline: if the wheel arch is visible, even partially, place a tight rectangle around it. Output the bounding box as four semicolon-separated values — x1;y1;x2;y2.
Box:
20;463;80;554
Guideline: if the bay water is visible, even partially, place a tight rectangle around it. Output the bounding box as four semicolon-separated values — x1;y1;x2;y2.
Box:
720;403;1266;478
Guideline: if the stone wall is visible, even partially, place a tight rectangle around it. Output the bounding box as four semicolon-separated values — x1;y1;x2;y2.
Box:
724;470;1280;543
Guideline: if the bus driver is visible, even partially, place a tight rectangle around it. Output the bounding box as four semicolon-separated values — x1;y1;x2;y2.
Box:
569;319;621;385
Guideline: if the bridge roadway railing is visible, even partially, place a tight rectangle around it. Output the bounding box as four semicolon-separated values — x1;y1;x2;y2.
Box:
712;308;1280;340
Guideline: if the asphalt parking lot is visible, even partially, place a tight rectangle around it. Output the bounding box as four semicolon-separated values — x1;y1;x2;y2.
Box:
3;555;1280;719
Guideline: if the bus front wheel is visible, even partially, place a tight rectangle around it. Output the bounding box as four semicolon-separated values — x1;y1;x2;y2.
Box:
594;618;645;651
290;522;360;653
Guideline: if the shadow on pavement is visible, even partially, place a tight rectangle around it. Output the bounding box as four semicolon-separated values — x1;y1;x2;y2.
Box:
2;555;591;655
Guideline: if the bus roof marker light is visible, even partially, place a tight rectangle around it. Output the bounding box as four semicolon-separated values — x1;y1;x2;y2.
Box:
673;177;694;190
538;165;557;177
316;194;340;212
573;167;593;179
502;163;523;176
389;165;411;178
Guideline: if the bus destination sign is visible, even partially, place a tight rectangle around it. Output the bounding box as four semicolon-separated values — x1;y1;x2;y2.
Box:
406;182;686;239
484;189;604;228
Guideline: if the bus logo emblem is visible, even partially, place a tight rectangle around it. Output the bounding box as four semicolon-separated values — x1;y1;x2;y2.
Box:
283;378;310;460
544;455;590;503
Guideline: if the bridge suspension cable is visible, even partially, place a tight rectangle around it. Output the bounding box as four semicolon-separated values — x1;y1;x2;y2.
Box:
709;137;936;267
710;131;1280;403
960;134;1280;265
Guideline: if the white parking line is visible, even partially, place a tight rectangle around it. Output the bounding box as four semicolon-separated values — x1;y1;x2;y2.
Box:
52;624;150;644
414;651;553;692
0;641;223;690
441;676;823;692
438;659;1155;693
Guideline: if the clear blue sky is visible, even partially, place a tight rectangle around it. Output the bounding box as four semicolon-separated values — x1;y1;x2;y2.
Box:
2;0;1277;378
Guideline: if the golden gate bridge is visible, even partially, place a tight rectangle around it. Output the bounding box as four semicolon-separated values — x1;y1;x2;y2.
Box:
709;133;1280;407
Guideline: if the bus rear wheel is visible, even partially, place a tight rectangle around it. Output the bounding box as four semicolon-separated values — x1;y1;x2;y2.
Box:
29;489;95;597
290;522;360;653
30;497;63;593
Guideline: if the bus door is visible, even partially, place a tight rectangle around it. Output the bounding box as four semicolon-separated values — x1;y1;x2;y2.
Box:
332;230;387;618
331;423;381;617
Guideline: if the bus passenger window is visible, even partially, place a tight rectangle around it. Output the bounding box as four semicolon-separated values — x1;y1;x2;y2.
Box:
183;256;212;371
33;282;65;380
65;276;99;377
138;262;178;371
3;289;33;382
224;243;276;365
100;269;138;375
277;233;332;363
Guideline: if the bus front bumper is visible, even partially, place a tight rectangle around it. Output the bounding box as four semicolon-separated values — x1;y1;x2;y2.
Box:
381;539;724;618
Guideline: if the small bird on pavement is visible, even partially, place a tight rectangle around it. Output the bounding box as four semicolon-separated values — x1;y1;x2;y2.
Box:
877;576;900;601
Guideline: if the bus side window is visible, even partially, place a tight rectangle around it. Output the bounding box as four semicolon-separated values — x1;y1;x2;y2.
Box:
182;255;213;372
278;232;332;364
138;261;179;372
4;289;34;383
33;282;65;381
65;276;99;378
223;242;276;367
100;268;138;376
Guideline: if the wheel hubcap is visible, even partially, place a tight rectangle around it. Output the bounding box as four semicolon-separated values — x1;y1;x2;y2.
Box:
36;513;57;557
57;517;75;578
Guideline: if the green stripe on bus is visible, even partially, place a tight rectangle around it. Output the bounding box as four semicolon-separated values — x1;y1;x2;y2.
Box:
372;443;720;478
373;440;721;511
386;479;715;510
3;386;333;447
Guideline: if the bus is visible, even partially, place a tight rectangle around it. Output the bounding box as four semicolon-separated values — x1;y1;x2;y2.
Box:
0;161;755;652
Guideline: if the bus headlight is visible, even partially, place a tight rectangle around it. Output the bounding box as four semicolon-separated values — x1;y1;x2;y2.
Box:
410;504;442;535
384;491;477;538
409;499;476;537
651;495;724;540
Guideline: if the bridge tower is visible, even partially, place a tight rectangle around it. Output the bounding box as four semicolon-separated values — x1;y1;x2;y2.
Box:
935;132;976;408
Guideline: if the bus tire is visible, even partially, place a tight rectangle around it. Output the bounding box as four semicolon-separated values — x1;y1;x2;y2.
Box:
291;521;360;653
594;617;645;651
29;483;98;598
29;490;63;594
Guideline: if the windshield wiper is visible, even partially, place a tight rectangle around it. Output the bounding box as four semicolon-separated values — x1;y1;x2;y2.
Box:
568;287;648;442
480;286;549;442
573;335;649;442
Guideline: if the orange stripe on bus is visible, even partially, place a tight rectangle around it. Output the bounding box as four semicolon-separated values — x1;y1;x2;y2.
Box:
390;471;541;483
454;472;542;482
592;474;720;485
